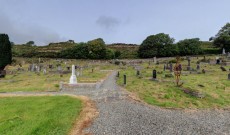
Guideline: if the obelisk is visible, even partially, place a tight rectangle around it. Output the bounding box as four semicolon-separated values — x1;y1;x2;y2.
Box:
69;65;77;84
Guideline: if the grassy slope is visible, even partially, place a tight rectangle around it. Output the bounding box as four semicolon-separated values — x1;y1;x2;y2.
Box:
117;57;230;108
0;96;82;135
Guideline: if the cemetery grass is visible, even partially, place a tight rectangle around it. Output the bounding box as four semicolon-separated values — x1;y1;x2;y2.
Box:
0;96;82;135
0;65;108;92
117;64;230;109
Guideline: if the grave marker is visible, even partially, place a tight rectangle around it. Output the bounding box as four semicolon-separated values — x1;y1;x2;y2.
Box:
152;69;157;79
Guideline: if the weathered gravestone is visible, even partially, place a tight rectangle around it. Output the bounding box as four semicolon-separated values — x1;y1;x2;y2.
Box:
136;70;140;76
153;57;157;64
228;73;230;80
169;63;173;72
67;66;70;71
163;64;166;71
220;66;227;71
187;56;191;71
196;64;200;71
0;70;6;78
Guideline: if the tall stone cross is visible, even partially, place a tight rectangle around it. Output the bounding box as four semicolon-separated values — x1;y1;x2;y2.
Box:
69;65;77;84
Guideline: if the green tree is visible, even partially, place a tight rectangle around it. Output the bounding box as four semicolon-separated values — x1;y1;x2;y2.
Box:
87;38;106;59
60;43;89;59
213;23;230;51
0;34;12;71
105;48;115;59
177;38;202;55
26;41;35;46
138;33;175;58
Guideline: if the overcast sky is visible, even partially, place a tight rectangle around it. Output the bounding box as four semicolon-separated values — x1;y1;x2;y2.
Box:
0;0;230;45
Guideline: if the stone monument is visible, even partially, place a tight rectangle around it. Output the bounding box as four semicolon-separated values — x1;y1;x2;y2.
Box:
222;48;226;55
69;65;77;84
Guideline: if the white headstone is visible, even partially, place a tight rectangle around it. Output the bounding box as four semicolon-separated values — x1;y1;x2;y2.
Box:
69;65;77;84
153;57;157;64
222;48;226;55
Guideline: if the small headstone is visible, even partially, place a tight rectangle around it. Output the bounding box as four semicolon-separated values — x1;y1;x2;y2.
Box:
136;70;140;76
43;68;47;74
49;65;53;69
117;71;120;77
220;66;227;71
163;64;166;71
57;66;62;71
169;63;173;72
67;66;70;71
216;59;220;64
153;57;157;64
202;69;206;74
228;73;230;80
196;64;200;71
123;75;126;85
0;70;6;78
152;69;157;79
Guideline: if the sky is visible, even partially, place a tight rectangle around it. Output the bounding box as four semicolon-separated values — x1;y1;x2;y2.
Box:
0;0;230;46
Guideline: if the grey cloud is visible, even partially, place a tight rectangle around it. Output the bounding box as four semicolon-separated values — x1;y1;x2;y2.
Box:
0;11;64;46
96;16;120;30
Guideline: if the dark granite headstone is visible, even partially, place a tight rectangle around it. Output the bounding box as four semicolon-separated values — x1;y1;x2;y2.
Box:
228;73;230;80
153;69;157;79
169;63;173;72
124;75;126;85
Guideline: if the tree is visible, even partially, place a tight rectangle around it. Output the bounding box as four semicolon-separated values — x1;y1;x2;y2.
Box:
60;43;89;59
87;38;106;59
213;23;230;51
0;34;12;71
26;41;35;46
138;33;175;58
177;38;202;55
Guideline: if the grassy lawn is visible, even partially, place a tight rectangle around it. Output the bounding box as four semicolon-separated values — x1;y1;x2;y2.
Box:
0;96;82;135
117;57;230;109
0;63;110;92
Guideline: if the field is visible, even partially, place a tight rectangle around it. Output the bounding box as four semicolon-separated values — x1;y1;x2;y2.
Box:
117;56;230;108
0;96;82;135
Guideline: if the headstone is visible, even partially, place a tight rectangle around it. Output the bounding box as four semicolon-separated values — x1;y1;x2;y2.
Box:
0;70;6;78
169;63;173;72
49;65;53;69
187;56;191;71
220;66;227;71
69;65;77;84
123;75;126;85
153;57;157;64
216;59;220;64
152;69;157;79
39;58;41;63
196;64;200;71
202;69;206;74
67;66;70;70
43;68;47;74
136;70;140;76
163;64;166;71
117;71;120;77
228;73;230;80
222;48;226;55
57;66;62;71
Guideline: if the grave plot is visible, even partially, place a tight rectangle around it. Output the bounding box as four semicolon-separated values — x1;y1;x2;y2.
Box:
117;56;230;108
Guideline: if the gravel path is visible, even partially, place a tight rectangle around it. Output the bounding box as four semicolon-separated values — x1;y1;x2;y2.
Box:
84;71;230;135
1;71;230;135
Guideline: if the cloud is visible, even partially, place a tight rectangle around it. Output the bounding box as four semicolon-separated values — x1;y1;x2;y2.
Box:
0;11;64;46
96;16;120;30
